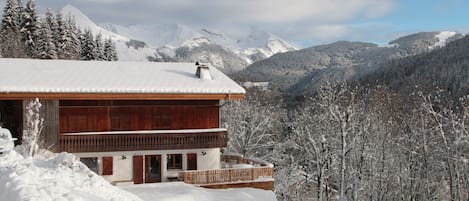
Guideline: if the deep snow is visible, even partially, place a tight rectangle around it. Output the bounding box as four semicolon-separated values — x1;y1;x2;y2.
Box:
0;150;142;201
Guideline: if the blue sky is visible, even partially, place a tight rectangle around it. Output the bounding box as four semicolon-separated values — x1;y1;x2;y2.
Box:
380;0;468;32
2;0;468;47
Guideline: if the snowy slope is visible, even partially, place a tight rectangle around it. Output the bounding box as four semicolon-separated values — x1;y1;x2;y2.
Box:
430;31;458;49
60;5;128;42
60;5;160;62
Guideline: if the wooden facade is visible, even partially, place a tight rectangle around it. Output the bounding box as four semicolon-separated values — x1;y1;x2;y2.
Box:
0;99;224;153
57;100;224;153
59;100;220;133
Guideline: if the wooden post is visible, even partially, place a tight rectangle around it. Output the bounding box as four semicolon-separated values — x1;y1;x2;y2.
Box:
251;168;254;180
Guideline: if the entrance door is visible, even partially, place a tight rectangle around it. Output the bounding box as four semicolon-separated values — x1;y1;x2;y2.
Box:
187;153;197;170
145;155;161;183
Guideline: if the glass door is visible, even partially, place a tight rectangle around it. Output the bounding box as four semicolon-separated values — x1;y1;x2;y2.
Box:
145;155;161;183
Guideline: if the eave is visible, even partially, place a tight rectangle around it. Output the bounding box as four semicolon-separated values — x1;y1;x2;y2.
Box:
0;92;245;100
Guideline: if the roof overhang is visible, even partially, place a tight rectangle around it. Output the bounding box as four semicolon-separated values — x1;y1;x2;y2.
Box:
0;92;245;100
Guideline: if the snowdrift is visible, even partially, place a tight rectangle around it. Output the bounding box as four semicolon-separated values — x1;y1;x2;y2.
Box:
0;150;142;201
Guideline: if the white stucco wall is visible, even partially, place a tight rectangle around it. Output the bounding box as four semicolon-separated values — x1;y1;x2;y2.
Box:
74;148;221;183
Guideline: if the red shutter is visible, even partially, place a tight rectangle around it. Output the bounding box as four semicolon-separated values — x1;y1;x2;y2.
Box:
102;156;113;175
187;153;197;170
133;155;144;184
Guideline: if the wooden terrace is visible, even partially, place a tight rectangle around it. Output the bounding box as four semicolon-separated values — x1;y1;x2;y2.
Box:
179;154;275;190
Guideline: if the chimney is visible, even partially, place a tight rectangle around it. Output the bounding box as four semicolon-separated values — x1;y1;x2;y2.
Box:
195;62;212;80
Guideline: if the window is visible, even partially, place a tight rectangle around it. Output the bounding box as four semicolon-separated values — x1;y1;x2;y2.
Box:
167;154;182;170
80;157;98;173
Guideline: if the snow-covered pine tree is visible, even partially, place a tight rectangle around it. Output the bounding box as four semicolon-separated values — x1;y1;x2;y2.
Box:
80;28;97;60
16;0;24;28
20;0;40;58
0;0;25;57
66;15;81;60
22;98;43;158
44;9;59;53
36;18;57;59
94;32;105;60
55;12;70;59
104;37;117;61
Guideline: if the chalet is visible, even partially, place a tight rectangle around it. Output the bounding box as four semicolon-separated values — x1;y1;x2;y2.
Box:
0;58;273;189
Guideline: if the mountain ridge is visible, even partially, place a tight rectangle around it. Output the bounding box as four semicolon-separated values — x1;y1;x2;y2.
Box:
236;31;465;94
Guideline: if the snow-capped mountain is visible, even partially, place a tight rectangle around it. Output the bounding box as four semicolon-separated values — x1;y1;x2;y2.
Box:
60;4;298;73
102;23;298;61
102;23;299;66
237;27;298;60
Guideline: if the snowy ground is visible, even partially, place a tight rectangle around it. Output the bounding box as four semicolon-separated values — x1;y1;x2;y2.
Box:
120;182;277;201
0;148;277;201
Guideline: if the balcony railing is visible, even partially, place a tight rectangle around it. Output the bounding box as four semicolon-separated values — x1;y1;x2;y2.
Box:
179;166;273;185
179;154;274;190
59;128;227;153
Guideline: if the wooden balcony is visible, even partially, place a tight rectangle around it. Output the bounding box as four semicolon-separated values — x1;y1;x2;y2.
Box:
59;128;228;153
179;154;275;190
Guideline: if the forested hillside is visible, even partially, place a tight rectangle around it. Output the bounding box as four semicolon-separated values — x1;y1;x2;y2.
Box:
236;32;463;96
0;0;117;60
362;34;469;99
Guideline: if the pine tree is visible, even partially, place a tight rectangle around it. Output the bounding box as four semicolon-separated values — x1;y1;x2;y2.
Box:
94;32;105;60
20;0;39;58
80;28;97;60
55;12;69;59
104;37;117;61
36;18;57;59
44;9;58;52
66;15;81;60
0;0;24;57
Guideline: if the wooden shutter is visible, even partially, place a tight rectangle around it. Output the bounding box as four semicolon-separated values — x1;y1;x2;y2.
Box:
102;156;113;175
187;153;197;170
133;155;144;184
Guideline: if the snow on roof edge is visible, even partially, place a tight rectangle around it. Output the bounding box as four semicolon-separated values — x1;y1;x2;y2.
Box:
0;58;246;95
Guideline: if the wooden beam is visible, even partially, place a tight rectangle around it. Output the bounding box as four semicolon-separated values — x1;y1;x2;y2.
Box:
0;92;245;100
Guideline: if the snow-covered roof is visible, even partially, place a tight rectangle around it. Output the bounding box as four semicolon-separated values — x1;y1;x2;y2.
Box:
0;59;245;100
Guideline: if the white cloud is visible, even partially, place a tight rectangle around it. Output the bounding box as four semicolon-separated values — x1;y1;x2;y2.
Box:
31;0;399;46
141;0;397;24
306;24;350;39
